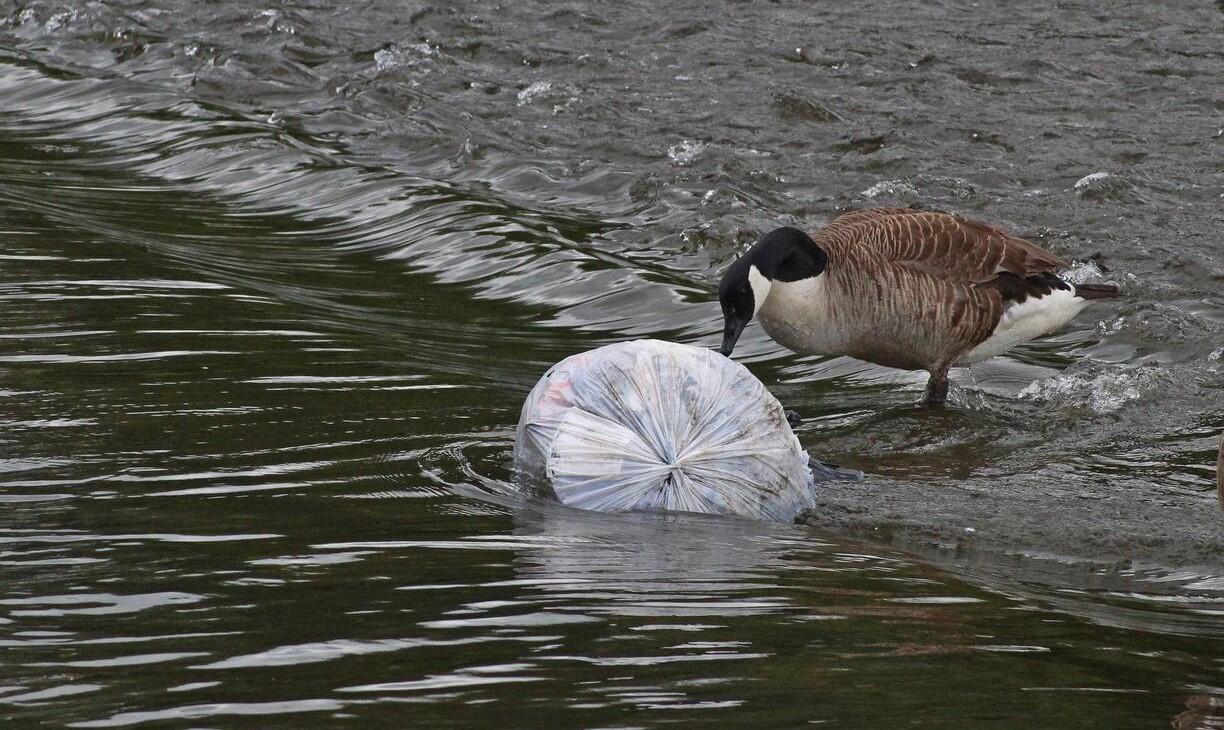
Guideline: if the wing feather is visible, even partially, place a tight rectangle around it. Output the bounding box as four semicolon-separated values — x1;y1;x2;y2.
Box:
814;208;1068;284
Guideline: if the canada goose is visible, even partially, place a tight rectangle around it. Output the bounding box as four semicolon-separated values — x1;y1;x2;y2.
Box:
1217;433;1223;512
718;208;1120;404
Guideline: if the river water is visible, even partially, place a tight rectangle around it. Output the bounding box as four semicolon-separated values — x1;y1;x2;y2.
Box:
2;1;1223;727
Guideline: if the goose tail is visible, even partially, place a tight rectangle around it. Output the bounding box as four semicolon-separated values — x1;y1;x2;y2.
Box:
1073;283;1121;300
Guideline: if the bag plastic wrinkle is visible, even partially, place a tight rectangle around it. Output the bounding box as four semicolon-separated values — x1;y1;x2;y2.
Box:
513;339;818;522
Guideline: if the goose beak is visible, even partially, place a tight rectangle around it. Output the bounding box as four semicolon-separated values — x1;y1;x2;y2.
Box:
720;314;747;357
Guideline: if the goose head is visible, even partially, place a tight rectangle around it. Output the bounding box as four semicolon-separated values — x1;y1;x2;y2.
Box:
717;227;827;357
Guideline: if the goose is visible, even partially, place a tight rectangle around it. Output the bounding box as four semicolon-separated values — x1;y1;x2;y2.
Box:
717;208;1120;405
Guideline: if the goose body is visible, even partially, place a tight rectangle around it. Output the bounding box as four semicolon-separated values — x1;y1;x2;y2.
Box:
718;208;1120;403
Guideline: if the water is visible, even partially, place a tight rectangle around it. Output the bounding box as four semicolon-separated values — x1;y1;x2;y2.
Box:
2;1;1223;726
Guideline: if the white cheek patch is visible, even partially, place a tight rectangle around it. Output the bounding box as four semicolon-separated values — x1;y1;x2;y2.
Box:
748;265;772;316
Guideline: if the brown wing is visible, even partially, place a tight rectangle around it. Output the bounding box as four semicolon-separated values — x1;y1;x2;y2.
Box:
814;208;1068;284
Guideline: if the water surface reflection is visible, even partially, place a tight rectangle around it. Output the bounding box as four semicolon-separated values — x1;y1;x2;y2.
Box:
3;0;1224;726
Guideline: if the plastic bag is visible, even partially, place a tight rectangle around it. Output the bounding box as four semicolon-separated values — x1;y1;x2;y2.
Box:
513;339;835;522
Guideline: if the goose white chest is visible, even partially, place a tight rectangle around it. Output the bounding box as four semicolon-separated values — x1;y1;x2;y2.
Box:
756;274;849;356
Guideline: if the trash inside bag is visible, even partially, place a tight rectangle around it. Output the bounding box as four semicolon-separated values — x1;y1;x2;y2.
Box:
513;339;855;522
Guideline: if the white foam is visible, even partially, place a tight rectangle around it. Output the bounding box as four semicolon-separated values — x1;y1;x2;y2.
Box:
667;140;706;166
374;43;435;74
44;10;80;32
1074;171;1111;190
860;179;917;199
1018;366;1164;414
1060;260;1110;285
516;81;553;106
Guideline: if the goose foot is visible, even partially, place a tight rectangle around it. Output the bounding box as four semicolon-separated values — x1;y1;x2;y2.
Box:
785;409;803;428
810;457;863;482
923;369;949;407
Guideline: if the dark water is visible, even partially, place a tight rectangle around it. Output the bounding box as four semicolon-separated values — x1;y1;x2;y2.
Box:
3;1;1224;727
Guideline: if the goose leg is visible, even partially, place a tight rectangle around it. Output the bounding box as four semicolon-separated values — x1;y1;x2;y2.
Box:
923;367;950;406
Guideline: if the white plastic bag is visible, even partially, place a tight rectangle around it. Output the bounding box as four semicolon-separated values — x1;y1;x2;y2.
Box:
513;339;833;522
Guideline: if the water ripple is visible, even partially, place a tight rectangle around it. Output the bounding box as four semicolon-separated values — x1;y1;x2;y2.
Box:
2;2;1223;727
